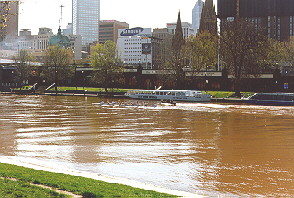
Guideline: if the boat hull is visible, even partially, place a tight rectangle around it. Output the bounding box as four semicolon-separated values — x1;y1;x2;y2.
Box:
245;93;294;106
245;100;294;106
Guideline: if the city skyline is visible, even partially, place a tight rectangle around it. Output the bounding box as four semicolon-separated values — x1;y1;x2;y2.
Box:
18;0;217;35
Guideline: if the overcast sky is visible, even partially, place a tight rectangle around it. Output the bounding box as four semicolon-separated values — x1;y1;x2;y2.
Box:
19;0;217;34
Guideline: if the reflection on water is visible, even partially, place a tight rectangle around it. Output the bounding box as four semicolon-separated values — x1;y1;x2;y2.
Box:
0;95;293;196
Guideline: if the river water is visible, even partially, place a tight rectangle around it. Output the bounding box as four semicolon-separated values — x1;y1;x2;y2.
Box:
0;95;293;197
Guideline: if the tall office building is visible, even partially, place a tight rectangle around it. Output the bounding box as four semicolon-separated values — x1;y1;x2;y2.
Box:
98;20;129;44
72;0;100;45
192;0;204;35
152;28;173;68
217;0;294;41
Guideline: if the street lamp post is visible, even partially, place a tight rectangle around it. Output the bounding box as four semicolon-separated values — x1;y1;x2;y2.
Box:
82;70;84;90
55;64;58;95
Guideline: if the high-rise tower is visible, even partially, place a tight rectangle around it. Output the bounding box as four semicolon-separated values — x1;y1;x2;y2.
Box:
72;0;100;45
192;0;204;35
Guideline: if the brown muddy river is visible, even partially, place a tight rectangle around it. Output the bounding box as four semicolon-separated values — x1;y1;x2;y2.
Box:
0;95;293;197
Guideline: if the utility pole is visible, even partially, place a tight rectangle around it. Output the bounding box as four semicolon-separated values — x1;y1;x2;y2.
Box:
236;0;240;19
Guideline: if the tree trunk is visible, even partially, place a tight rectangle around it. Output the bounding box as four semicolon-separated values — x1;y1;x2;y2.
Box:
234;79;242;98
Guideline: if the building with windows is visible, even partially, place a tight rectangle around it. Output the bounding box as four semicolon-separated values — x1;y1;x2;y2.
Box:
217;0;294;41
99;20;129;44
152;28;173;69
166;22;194;39
17;27;82;61
192;0;204;35
72;0;100;45
117;27;152;69
32;28;53;52
17;28;53;53
62;23;73;36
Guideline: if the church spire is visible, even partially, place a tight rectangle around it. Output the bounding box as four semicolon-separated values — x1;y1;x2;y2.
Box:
172;11;185;51
199;0;217;34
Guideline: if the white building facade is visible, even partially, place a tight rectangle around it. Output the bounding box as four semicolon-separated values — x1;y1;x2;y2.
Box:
72;0;100;45
192;0;204;34
17;28;82;60
18;28;53;52
166;22;195;39
117;28;153;69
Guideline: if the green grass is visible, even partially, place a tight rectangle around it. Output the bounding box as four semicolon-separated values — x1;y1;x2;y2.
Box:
0;163;176;197
0;179;69;198
11;86;33;91
207;91;254;98
48;87;255;98
51;87;130;93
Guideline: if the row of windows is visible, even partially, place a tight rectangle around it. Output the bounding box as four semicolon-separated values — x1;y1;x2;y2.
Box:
124;58;148;62
124;43;141;45
100;24;113;28
290;16;294;36
124;51;142;54
100;32;113;35
100;28;113;31
125;39;141;42
124;47;141;49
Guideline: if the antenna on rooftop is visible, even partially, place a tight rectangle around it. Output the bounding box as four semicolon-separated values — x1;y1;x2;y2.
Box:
59;5;64;28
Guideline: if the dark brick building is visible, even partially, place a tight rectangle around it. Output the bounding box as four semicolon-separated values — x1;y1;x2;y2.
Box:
217;0;294;41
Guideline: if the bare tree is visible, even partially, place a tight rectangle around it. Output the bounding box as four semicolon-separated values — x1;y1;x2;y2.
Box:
42;45;73;91
13;49;35;87
161;11;186;89
220;19;272;96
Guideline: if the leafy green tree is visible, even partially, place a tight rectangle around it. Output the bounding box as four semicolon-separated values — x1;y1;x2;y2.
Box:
42;45;73;91
0;1;11;29
90;40;123;93
282;39;294;68
264;39;286;68
220;19;272;96
185;31;218;72
0;1;18;41
13;50;35;87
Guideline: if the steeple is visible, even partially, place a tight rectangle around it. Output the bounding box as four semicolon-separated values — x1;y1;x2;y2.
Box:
199;0;217;34
172;11;185;51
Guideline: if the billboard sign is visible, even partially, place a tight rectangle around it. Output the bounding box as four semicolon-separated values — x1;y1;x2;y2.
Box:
119;28;152;37
120;28;144;36
142;43;151;54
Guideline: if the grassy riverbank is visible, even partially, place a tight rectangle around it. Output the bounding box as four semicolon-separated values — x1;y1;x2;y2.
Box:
49;87;254;97
50;87;129;93
207;91;254;98
0;163;176;197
